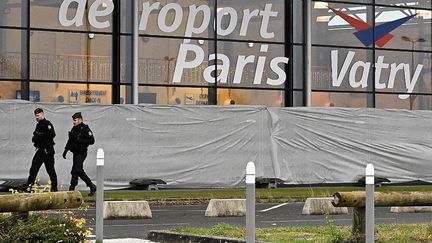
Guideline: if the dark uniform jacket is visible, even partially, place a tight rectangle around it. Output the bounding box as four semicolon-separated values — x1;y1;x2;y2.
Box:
32;118;56;149
65;123;95;153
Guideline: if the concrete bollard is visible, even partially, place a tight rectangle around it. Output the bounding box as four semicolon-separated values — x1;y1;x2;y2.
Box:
205;199;246;217
104;201;152;219
302;197;348;215
96;148;104;242
246;161;256;243
365;164;375;243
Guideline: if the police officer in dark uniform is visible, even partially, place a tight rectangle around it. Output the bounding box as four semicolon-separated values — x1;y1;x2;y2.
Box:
27;108;58;192
62;112;96;196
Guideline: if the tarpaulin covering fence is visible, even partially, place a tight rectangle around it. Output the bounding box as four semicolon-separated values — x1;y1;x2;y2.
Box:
0;101;431;188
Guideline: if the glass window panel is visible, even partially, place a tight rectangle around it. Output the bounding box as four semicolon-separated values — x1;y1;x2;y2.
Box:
375;50;432;95
0;29;25;79
0;1;26;27
0;81;23;100
30;0;113;32
217;88;284;106
217;41;286;88
375;7;431;51
125;0;215;38
30;82;112;104
293;45;303;89
312;3;373;47
121;85;210;105
376;94;432;110
122;37;214;86
375;0;431;9
217;0;284;42
312;47;373;91
312;91;369;107
30;31;112;82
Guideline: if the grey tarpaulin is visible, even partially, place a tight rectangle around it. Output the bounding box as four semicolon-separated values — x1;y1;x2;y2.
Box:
0;101;431;189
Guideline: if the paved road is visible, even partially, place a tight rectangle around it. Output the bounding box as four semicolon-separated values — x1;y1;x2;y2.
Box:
84;203;432;239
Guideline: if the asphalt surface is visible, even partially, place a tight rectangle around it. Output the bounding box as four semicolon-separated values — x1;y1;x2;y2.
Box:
84;203;432;239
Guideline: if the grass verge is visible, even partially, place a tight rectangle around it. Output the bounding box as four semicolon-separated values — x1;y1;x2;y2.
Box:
83;185;432;205
170;222;432;243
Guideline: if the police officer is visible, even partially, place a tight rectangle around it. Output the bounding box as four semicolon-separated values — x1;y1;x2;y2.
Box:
62;112;96;196
27;108;58;192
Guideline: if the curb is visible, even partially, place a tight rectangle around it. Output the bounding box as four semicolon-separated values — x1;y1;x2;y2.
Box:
146;230;268;243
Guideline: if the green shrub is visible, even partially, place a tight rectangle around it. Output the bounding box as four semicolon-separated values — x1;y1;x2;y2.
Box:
0;213;91;243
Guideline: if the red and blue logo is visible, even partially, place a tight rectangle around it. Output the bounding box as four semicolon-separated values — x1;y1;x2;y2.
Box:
329;7;416;47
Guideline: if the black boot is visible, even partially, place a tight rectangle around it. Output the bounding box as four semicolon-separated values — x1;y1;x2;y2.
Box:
88;184;96;196
69;186;75;191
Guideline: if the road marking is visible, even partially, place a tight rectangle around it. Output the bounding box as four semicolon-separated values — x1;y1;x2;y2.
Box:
259;203;288;212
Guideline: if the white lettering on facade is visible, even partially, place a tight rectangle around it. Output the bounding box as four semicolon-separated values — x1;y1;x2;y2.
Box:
175;43;288;86
58;0;86;27
331;50;423;99
89;0;114;29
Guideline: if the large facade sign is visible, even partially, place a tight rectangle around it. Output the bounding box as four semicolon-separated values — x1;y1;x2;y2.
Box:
58;0;289;86
57;1;426;101
328;6;423;100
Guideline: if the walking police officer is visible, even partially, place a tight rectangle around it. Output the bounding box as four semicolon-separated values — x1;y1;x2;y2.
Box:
63;112;96;196
27;108;58;192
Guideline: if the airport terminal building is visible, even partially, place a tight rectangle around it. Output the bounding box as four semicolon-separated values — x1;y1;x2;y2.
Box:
0;0;431;109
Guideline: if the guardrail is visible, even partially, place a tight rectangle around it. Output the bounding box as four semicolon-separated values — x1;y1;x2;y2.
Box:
0;191;83;213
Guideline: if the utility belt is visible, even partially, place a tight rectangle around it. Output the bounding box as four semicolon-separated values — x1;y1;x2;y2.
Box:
68;143;88;153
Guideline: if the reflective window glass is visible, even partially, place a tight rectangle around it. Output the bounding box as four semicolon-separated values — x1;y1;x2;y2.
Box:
217;89;284;106
312;3;373;47
0;29;25;79
30;82;112;104
121;85;210;105
375;7;431;51
217;0;284;42
375;50;432;95
375;0;431;9
122;0;215;38
31;0;113;32
376;94;432;110
0;1;26;27
121;37;213;86
0;81;23;100
30;31;112;82
216;41;286;88
312;47;373;92
312;91;370;107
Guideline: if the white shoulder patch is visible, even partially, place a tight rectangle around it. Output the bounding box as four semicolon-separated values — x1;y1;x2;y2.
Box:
89;131;92;136
48;125;52;130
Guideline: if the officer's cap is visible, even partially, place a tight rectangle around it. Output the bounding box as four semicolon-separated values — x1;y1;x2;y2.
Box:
72;112;82;120
34;108;43;114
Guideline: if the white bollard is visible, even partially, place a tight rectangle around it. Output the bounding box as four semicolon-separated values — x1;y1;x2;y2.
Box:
96;149;104;242
365;164;374;243
246;162;255;243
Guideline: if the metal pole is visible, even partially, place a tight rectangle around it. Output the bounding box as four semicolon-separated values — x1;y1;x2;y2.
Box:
305;0;312;107
96;149;105;242
132;0;139;105
246;162;255;243
365;164;374;243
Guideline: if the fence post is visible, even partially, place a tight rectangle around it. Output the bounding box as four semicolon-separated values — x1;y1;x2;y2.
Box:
246;162;255;243
96;149;104;242
366;164;375;243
